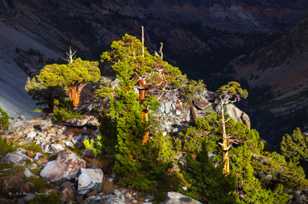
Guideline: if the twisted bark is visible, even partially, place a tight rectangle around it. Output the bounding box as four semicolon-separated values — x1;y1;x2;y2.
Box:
68;83;86;109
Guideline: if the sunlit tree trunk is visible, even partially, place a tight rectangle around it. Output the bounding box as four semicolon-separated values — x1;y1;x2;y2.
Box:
141;109;150;144
68;83;86;109
142;131;150;145
220;100;231;176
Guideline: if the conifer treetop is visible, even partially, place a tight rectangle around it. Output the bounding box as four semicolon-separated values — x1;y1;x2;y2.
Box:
26;58;101;91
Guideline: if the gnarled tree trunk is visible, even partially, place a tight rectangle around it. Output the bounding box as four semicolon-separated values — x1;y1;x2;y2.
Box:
67;83;86;109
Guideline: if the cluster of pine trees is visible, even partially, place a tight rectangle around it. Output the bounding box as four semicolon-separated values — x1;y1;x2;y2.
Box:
21;33;308;203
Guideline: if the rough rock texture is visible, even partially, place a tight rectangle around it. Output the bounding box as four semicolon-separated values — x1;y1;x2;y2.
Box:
3;117;100;154
65;115;100;128
40;151;86;182
78;168;104;195
1;148;30;165
0;117;200;204
85;190;126;204
152;86;249;133
225;104;251;129
163;192;202;204
156;89;192;133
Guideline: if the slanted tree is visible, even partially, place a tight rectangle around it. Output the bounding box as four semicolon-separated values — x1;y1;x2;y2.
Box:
26;58;101;110
280;128;308;163
216;81;248;176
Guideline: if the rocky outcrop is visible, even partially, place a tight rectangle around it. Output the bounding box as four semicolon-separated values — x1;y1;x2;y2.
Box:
78;168;104;195
156;89;192;133
86;190;126;204
65;115;100;128
225;104;251;129
163;192;202;204
154;85;249;133
40;151;86;182
1;148;31;165
3;117;101;154
0;116;209;203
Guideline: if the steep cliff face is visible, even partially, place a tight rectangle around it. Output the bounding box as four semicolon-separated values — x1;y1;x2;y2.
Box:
231;16;308;144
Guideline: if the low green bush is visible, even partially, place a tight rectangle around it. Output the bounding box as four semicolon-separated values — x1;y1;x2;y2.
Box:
0;137;15;157
0;107;9;131
52;107;81;122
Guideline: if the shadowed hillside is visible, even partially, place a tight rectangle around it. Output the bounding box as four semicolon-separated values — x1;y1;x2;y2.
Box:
230;16;308;145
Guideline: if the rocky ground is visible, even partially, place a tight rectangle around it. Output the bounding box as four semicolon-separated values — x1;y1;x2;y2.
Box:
0;115;203;204
0;72;252;203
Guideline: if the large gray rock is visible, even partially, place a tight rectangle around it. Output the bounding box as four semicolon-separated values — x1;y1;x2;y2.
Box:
164;192;202;204
65;115;100;128
24;168;35;178
1;148;31;165
293;190;308;204
78;168;104;195
40;151;86;182
225;104;251;129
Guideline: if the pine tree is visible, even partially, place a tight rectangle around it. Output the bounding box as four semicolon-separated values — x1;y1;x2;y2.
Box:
26;58;101;110
280;128;308;163
216;81;248;176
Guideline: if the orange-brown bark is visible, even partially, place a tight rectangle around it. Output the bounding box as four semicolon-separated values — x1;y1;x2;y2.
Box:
142;131;150;145
141;109;149;123
68;83;86;109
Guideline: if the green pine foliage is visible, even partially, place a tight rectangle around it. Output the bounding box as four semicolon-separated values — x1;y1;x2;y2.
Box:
95;34;308;203
217;81;248;99
176;110;306;203
0;137;15;157
26;58;100;90
0;107;9;132
280;128;308;163
52;107;82;122
97;34;187;193
26;58;101;110
183;144;236;204
101;34;186;89
21;33;308;203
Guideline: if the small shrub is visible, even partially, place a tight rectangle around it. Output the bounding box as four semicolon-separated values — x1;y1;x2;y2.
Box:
52;107;81;122
0;137;15;157
83;135;104;157
0;107;9;131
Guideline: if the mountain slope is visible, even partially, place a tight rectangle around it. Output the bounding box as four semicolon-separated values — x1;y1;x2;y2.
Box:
231;16;308;144
2;0;308;75
0;0;308;119
0;22;59;118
